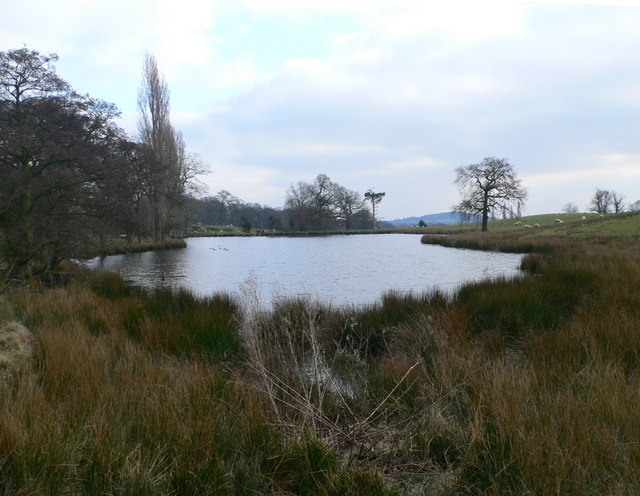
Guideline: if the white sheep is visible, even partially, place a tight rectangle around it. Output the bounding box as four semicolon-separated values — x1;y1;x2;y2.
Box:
514;220;521;226
533;223;540;228
555;219;564;224
524;224;532;228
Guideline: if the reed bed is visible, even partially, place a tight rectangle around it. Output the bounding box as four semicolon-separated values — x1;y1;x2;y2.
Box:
1;234;640;494
98;238;188;257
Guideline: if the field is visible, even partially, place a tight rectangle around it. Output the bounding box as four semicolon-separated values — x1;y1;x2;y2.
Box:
1;213;640;494
422;211;640;238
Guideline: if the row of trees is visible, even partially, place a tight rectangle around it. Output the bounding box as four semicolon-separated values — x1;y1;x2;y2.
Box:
285;174;372;231
587;188;627;214
564;189;640;215
0;48;203;287
202;159;633;234
189;177;386;232
188;191;284;231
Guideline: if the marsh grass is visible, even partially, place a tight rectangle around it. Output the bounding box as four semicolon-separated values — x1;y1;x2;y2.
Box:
121;287;243;360
98;238;187;256
421;231;557;254
244;235;640;493
3;234;640;494
0;272;392;495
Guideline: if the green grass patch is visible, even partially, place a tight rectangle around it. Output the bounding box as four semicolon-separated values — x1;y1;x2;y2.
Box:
421;211;640;239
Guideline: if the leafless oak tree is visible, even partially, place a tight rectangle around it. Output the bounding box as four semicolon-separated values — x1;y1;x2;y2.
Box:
563;202;580;214
611;191;626;213
0;47;69;105
453;157;527;232
589;188;612;214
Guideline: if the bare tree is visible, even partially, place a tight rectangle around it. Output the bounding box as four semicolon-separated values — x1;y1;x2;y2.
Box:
285;174;339;230
563;202;579;214
0;47;69;105
284;174;369;231
101;139;150;243
176;131;207;196
333;184;366;230
0;48;126;285
364;189;385;229
168;130;209;235
589;188;612;214
285;181;315;231
308;174;337;229
611;191;626;213
137;53;179;241
453;157;527;232
628;200;640;212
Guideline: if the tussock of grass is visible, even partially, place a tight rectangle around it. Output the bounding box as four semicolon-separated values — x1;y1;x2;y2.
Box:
121;287;243;360
0;321;34;378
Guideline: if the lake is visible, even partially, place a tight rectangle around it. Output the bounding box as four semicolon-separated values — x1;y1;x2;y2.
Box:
85;234;523;308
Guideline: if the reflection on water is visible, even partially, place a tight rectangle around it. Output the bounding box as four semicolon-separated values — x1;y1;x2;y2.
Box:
84;234;523;307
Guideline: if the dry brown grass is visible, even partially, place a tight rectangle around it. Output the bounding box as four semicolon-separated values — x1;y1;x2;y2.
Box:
0;277;391;495
2;236;640;494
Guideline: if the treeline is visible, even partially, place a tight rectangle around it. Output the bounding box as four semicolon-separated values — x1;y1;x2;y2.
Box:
0;48;203;287
189;174;380;232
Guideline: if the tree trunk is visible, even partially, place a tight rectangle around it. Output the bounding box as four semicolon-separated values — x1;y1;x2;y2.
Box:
482;192;489;232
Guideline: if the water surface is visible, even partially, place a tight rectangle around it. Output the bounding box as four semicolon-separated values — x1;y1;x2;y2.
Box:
85;234;523;307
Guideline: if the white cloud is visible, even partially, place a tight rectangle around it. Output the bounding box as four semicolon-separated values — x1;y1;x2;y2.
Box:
205;2;640;215
524;155;640;188
263;142;388;156
391;157;441;169
172;111;208;128
3;0;640;218
236;0;388;15
371;2;525;41
202;163;281;201
529;0;640;5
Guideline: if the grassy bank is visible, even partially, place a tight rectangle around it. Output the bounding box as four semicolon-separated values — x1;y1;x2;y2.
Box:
98;238;187;256
420;211;640;252
2;227;640;494
187;224;430;237
420;211;640;237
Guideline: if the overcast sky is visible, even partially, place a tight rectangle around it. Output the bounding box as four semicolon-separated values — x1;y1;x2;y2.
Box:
2;0;640;219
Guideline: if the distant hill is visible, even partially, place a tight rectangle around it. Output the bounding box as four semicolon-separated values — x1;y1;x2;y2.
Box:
390;211;472;227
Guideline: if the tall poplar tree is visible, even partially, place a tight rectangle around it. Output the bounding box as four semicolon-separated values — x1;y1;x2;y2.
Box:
137;53;179;241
